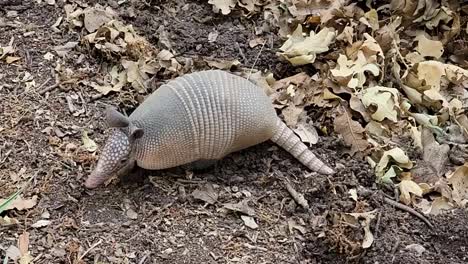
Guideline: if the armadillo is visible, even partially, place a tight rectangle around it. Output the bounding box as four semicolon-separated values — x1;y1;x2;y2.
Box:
84;70;334;189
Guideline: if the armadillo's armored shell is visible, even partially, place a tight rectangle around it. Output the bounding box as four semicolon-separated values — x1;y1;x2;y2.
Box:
129;70;278;170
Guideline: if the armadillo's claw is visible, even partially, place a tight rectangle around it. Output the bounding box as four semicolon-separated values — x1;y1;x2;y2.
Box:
317;164;335;175
84;178;100;189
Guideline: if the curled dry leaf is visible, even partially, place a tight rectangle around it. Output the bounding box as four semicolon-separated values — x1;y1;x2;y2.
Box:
208;0;237;15
375;147;413;179
223;199;255;216
361;86;399;122
331;52;380;89
415;196;453;215
293;123;319;145
407;61;468;108
398;173;423;205
54;42;78;57
82;131;98;152
278;25;336;66
205;58;241;70
447;163;468;207
83;6;115;33
345;210;377;249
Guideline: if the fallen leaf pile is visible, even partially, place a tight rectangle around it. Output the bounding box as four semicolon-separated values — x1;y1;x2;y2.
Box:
206;0;467;251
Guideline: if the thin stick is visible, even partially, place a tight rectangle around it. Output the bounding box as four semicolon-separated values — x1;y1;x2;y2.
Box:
247;40;266;80
78;239;103;261
283;179;309;210
36;77;51;91
383;197;434;230
38;82;60;95
138;253;150;264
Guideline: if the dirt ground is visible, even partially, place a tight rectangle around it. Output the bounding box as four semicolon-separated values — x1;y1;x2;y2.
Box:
1;0;468;263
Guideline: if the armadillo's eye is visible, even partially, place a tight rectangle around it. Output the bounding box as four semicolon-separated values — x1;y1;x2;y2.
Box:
120;158;128;164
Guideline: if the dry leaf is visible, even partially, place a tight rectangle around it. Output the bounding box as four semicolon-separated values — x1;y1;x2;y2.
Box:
375;148;413;179
223;199;255;216
346;210;377;249
6;56;20;64
421;127;449;176
293;123;318;145
415;34;444;59
0;195;38;211
331;52;380;89
361;86;399;122
208;0;237;15
54;42;78;57
279;25;336;66
192;183;218;205
31;220;51;228
349;189;358;201
206;58;240;70
282;104;303;127
82;131;97;152
415;196;453;215
0;215;19;226
447;163;468;207
334;110;369;155
83;7;114;33
399;173;423;204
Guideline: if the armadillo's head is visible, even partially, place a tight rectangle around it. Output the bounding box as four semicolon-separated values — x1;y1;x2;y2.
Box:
84;107;143;189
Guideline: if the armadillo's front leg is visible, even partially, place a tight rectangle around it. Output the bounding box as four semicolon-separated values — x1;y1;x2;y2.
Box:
116;158;139;182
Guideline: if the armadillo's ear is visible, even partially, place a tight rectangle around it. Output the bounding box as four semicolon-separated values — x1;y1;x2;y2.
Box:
129;125;144;140
105;107;129;128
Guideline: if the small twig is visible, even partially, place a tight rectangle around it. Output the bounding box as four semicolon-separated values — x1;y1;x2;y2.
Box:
36;77;51;91
176;178;206;184
283;179;309;210
78;239;103;261
138;252;150;264
374;211;382;238
247;40;266;80
88;93;104;102
38;81;60;95
383;197;434;230
236;42;248;65
391;237;400;256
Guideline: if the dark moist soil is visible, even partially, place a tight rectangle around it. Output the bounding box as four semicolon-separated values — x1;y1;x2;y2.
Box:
1;1;467;264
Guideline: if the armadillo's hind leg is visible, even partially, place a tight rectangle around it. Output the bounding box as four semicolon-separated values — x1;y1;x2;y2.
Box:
270;119;335;175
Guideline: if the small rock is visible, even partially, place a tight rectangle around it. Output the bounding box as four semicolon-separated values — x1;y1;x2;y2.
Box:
241;215;258;229
126;209;138;220
405;244;425;256
7;11;18;17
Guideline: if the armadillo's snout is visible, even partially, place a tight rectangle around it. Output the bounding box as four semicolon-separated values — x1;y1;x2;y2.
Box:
84;129;132;189
84;168;108;189
84;159;115;189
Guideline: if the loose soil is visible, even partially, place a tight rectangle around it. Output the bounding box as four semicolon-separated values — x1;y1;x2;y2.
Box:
1;1;467;264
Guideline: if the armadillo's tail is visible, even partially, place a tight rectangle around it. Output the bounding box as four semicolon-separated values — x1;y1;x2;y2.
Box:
270;119;335;175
